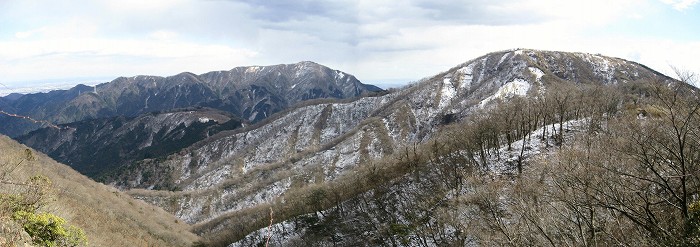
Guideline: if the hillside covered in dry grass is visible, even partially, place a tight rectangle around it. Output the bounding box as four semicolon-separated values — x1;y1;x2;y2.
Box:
0;135;200;246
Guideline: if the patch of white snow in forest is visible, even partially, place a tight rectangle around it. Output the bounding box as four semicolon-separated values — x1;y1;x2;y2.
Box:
178;155;193;180
496;52;510;67
581;54;617;83
528;67;545;82
246;66;260;73
457;63;474;89
332;135;362;171
227;179;292;213
382;117;401;143
229;213;308;246
488;118;589;174
185;165;231;190
439;77;457;109
174;197;206;223
198;117;210;123
479;79;531;107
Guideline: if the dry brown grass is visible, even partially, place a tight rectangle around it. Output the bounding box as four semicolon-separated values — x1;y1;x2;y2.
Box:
0;135;200;247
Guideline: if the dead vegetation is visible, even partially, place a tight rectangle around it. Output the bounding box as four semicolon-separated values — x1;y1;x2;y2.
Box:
201;73;700;246
0;136;200;246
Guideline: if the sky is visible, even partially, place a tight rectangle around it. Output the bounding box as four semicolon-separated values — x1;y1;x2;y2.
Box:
0;0;699;92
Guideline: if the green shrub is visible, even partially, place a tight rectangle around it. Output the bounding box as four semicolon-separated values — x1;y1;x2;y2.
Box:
12;211;87;247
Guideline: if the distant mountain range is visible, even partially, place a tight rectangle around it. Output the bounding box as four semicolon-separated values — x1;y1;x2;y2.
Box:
0;61;382;137
4;61;383;183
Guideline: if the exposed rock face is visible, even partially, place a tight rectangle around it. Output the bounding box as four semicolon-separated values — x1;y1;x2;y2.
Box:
1;61;381;137
117;49;668;229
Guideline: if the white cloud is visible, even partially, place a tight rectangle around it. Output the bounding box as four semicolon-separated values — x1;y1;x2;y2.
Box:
14;31;34;39
10;20;99;40
101;0;188;11
149;30;179;40
0;0;698;88
0;37;258;83
660;0;699;11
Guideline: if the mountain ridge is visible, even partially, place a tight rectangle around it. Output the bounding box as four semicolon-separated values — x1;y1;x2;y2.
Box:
108;49;671;227
0;61;382;137
203;49;696;246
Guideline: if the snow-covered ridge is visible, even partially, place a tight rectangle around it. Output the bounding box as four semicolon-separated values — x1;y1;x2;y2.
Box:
123;49;667;228
230;117;592;246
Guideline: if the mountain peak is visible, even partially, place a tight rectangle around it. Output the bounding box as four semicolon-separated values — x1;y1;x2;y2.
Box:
447;48;665;88
296;60;320;66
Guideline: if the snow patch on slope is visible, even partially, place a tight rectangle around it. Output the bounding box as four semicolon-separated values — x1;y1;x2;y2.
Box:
580;53;618;83
456;63;474;89
438;76;457;109
246;66;260;74
488;118;589;174
528;67;545;82
496;52;510;68
480;79;531;107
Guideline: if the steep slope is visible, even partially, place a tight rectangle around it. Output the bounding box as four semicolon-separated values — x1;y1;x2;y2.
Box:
228;79;700;246
227;120;581;246
214;51;692;246
0;135;200;246
0;61;382;137
16;108;242;180
112;49;671;245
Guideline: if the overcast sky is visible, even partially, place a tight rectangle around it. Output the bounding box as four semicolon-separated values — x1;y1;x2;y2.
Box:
1;0;699;91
